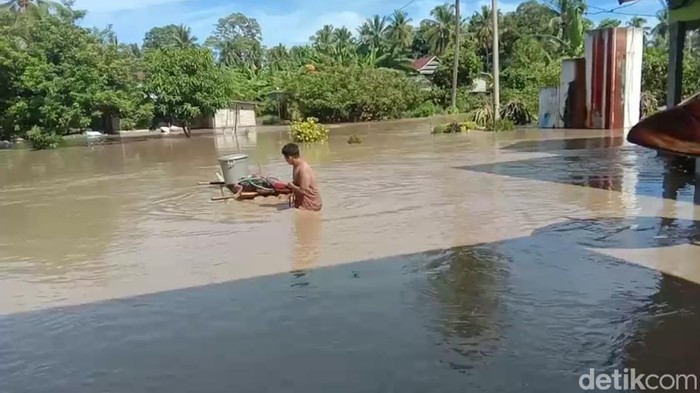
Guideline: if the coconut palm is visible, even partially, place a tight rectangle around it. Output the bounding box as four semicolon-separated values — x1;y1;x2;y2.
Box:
173;24;197;48
387;10;413;49
358;15;388;50
310;24;335;52
374;45;414;72
266;44;289;71
422;3;456;56
651;7;669;46
627;16;650;45
330;27;357;65
627;16;647;28
597;18;621;29
468;5;497;70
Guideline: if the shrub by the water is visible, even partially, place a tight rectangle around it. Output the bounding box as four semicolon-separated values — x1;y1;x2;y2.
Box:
469;104;495;128
289;117;329;143
494;119;515;131
500;100;533;125
285;66;426;123
410;101;440;118
26;127;62;150
432;121;481;134
347;134;362;144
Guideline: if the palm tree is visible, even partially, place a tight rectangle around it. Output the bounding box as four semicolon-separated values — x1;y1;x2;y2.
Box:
374;45;414;72
331;27;357;65
469;6;495;70
387;10;413;49
358;15;388;50
627;16;650;46
266;44;289;71
310;24;335;53
422;3;456;56
597;18;621;29
173;24;197;48
627;16;647;28
289;45;318;67
0;0;61;13
651;7;669;46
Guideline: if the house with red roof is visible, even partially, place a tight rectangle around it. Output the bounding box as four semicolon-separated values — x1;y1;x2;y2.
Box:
411;56;439;76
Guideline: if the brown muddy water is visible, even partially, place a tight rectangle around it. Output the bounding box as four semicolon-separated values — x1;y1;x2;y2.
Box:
1;119;700;392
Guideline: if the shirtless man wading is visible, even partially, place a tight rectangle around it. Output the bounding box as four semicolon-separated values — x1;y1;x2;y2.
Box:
282;143;322;211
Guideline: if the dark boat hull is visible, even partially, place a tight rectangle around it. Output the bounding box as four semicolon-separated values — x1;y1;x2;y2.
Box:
627;96;700;157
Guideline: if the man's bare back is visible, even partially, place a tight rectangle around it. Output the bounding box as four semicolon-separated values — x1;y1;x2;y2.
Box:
282;143;322;211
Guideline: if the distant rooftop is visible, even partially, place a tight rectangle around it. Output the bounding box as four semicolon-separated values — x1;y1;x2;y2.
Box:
411;56;439;75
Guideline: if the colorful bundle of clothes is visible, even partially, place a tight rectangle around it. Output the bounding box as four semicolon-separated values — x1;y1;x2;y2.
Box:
228;175;292;197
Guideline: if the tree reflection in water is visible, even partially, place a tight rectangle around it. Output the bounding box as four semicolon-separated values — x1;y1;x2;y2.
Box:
420;245;509;371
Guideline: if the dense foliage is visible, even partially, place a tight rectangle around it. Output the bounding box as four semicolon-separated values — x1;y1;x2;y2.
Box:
0;0;699;148
286;66;425;122
289;117;329;143
143;47;230;136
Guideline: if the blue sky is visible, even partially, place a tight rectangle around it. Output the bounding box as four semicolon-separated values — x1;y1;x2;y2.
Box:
75;0;665;47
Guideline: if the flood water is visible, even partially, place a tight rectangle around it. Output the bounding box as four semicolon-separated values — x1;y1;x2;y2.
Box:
1;119;700;392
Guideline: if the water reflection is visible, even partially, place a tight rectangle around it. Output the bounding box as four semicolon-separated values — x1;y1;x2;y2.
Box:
291;211;323;274
4;215;700;392
423;245;507;371
462;138;698;205
620;274;700;382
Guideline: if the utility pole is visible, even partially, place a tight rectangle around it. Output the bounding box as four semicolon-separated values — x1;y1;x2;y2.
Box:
450;0;460;111
491;0;500;123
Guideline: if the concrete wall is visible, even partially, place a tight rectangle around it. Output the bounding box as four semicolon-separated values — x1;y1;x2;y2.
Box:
213;103;256;129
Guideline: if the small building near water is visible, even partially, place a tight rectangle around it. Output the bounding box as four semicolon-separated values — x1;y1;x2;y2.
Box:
190;100;258;129
206;100;258;129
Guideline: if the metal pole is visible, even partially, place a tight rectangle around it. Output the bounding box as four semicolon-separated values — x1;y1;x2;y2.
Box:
491;0;500;123
450;0;461;111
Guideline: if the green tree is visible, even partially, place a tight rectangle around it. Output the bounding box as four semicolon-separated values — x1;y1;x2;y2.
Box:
206;12;262;69
143;24;180;51
310;24;335;52
627;16;650;46
285;66;424;122
266;44;289;71
627;16;647;28
387;10;413;49
546;0;587;56
358;15;388;51
597;18;621;29
143;47;230;137
422;3;456;56
431;38;482;91
0;12;149;140
651;7;669;47
173;24;197;48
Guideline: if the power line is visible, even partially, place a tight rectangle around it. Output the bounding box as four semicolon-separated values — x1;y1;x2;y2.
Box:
586;2;658;17
586;6;658;17
396;0;418;12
